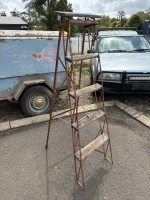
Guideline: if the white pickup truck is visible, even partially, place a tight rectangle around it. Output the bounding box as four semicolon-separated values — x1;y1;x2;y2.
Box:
89;28;150;93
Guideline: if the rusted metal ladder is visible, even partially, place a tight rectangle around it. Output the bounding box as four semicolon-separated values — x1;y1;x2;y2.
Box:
45;11;113;189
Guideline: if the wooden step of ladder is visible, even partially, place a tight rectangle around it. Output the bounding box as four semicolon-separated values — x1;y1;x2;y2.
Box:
55;11;102;19
72;110;105;130
69;83;102;99
75;133;109;160
65;54;98;63
55;11;101;28
46;11;113;190
68;20;98;26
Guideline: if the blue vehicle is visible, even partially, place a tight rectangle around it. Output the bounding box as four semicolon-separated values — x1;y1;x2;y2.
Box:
0;30;67;116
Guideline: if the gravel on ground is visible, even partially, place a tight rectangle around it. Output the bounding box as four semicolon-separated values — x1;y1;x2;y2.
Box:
0;75;150;123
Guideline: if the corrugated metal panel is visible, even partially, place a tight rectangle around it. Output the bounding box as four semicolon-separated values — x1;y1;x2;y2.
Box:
0;16;27;25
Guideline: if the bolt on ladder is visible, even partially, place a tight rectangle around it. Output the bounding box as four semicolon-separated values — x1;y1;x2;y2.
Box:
45;11;113;189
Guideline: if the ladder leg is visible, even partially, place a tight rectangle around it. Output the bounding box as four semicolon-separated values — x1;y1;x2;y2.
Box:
45;11;113;189
45;26;64;149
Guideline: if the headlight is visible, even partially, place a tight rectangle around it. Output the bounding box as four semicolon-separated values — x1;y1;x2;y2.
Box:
99;73;122;81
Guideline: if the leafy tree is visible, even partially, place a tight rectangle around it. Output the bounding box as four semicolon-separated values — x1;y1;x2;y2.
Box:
10;8;20;17
0;11;6;16
125;14;143;31
22;0;73;31
118;11;125;27
137;8;150;21
109;20;120;28
41;0;58;30
122;17;128;27
110;17;118;23
97;16;111;29
20;11;42;30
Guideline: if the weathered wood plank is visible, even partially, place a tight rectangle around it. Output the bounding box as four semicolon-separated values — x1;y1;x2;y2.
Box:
69;83;102;98
75;134;109;160
69;20;98;25
72;110;105;130
55;11;102;19
65;54;98;63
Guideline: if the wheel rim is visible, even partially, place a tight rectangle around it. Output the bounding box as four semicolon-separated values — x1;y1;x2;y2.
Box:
29;94;50;113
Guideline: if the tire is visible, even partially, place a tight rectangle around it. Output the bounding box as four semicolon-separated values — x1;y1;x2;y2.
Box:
20;86;52;116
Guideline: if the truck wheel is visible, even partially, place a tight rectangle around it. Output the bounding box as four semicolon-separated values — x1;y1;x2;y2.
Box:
20;86;52;116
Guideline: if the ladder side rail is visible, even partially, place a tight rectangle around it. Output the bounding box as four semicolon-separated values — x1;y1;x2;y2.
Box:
61;17;84;187
67;21;78;125
93;28;106;110
93;31;113;164
73;24;89;148
87;24;102;112
65;20;83;128
77;25;87;89
65;19;82;169
89;25;97;94
74;23;97;188
103;111;113;164
45;12;113;189
92;23;105;111
91;27;107;146
56;28;69;93
87;28;91;51
45;24;64;149
70;18;89;189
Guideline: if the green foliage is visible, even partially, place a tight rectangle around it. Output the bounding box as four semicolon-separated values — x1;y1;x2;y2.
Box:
73;63;91;76
20;2;150;34
42;0;58;30
118;11;125;18
122;17;128;27
137;8;150;21
22;0;73;30
10;8;20;17
109;20;120;28
97;14;128;29
0;11;6;16
118;11;125;27
97;16;111;29
125;14;143;31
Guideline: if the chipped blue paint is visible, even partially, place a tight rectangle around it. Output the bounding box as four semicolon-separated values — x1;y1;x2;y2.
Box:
0;31;67;100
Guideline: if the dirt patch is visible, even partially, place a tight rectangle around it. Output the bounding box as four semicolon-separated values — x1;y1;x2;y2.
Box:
0;75;150;123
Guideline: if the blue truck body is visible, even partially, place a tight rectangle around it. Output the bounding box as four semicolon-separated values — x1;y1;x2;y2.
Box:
0;30;67;116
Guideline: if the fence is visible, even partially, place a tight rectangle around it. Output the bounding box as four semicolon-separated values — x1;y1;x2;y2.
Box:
70;35;92;54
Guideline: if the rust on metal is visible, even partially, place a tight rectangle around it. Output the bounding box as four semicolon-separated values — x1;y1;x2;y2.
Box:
68;19;98;25
45;11;113;190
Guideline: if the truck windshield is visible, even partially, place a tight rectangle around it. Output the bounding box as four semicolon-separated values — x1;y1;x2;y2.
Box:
98;36;150;53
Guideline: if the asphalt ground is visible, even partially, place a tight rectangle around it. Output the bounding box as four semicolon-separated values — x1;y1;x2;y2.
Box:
0;106;150;200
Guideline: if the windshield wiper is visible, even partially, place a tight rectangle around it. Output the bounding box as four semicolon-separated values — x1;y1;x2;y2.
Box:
107;49;128;53
132;49;150;52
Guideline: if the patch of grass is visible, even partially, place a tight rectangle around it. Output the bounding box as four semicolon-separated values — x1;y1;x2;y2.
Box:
74;63;91;76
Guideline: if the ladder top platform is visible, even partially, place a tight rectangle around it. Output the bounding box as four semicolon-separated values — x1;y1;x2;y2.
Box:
55;11;102;18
